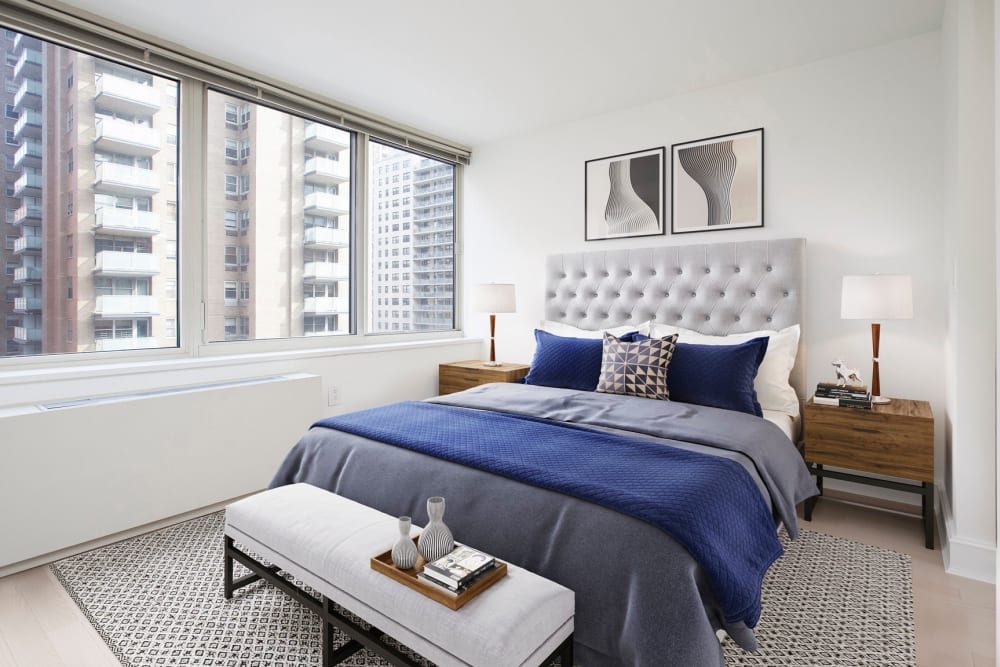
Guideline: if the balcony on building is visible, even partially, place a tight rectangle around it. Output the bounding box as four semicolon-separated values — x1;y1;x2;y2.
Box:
95;336;160;352
13;203;42;225
13;325;41;343
412;213;453;227
94;118;160;156
304;191;349;217
303;296;348;314
304;157;349;185
413;247;453;261
13;78;42;110
13;139;42;169
94;251;160;276
94;75;161;115
93;294;160;317
303;261;349;283
94;207;160;236
13;171;42;197
304;123;350;153
303;226;349;248
13;296;41;312
412;164;452;185
13;234;41;254
13;109;42;139
13;265;41;282
94;162;160;196
11;33;42;55
13;47;42;81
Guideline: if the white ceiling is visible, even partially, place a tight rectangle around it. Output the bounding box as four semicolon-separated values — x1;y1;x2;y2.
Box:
59;0;943;147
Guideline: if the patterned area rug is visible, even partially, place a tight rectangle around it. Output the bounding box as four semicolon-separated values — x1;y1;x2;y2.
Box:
52;512;915;666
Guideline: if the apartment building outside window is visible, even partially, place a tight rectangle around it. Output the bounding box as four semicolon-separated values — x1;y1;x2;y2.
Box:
0;28;178;358
0;17;464;363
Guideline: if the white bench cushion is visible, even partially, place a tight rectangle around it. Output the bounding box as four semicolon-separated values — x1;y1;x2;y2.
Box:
225;483;574;667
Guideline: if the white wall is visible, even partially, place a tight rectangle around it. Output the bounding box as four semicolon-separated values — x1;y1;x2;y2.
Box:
0;338;480;571
462;32;997;578
942;0;998;582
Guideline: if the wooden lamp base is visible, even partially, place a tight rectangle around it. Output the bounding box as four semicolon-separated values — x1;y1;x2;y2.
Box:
871;322;891;404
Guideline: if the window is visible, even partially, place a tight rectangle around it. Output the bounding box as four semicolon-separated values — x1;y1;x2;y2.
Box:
367;142;455;332
0;22;462;365
205;91;354;342
223;280;237;306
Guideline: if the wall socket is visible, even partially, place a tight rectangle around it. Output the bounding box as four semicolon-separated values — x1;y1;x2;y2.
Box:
327;386;341;406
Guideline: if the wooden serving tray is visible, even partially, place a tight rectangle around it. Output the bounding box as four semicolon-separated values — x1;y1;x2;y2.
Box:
370;537;507;610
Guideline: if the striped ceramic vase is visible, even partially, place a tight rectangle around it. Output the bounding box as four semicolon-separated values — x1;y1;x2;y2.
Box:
391;516;418;570
417;496;454;562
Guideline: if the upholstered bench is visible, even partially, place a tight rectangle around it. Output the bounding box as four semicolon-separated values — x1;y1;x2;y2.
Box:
223;483;575;667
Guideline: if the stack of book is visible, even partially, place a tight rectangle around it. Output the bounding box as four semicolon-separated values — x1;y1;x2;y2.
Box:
418;544;498;592
814;382;872;409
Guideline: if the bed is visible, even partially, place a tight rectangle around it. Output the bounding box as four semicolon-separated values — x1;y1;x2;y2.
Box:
271;238;817;666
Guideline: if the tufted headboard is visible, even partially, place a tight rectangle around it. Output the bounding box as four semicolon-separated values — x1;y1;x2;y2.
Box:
544;237;806;398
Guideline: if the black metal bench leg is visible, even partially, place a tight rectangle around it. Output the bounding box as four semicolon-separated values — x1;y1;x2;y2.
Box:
558;635;574;666
223;535;234;599
923;483;935;550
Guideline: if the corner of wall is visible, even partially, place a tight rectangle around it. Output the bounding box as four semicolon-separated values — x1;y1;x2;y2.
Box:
940;485;997;583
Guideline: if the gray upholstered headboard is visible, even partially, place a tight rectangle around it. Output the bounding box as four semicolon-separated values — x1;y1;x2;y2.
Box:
544;237;806;398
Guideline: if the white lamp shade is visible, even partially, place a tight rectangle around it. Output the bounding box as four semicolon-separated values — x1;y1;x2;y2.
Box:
841;275;913;320
474;283;516;314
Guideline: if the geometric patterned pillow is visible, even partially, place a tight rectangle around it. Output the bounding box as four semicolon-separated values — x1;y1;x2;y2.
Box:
596;332;679;400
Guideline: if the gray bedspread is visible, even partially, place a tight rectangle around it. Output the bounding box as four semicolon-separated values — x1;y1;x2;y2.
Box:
270;383;817;666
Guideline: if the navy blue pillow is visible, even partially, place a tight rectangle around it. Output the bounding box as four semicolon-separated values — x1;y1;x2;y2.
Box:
669;337;769;416
523;330;605;391
623;333;768;416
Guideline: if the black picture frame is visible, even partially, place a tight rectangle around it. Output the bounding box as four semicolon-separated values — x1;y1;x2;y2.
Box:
584;146;666;241
671;128;764;235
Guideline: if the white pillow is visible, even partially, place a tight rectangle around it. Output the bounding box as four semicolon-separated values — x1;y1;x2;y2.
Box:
539;320;646;340
649;323;801;417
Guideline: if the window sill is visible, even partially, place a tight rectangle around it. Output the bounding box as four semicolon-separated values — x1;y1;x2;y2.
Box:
0;335;480;388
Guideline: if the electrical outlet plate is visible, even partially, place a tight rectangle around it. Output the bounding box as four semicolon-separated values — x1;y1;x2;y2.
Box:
327;386;340;406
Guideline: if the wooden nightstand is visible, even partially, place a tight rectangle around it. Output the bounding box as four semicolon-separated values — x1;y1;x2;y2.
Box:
803;397;935;549
438;360;530;395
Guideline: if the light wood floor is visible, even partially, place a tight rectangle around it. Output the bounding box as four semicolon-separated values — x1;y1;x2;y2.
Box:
0;498;994;666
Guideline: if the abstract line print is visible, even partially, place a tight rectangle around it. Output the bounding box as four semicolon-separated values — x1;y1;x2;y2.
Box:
585;147;665;241
604;154;660;235
671;128;763;234
677;140;737;227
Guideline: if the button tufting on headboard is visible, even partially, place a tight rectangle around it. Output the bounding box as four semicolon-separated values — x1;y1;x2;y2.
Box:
544;238;806;397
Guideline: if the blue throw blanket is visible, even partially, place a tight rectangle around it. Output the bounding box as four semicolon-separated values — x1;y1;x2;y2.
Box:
314;401;783;626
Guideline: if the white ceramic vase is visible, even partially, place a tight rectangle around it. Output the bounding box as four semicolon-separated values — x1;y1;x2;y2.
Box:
417;496;454;562
391;516;418;570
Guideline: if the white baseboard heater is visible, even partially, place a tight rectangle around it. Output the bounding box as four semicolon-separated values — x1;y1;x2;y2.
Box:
0;373;323;570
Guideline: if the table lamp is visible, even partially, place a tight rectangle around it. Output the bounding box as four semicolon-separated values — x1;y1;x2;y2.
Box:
473;283;516;366
840;274;913;404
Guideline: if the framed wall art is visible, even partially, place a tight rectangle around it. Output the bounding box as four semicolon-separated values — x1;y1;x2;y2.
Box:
671;128;763;234
584;146;665;241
